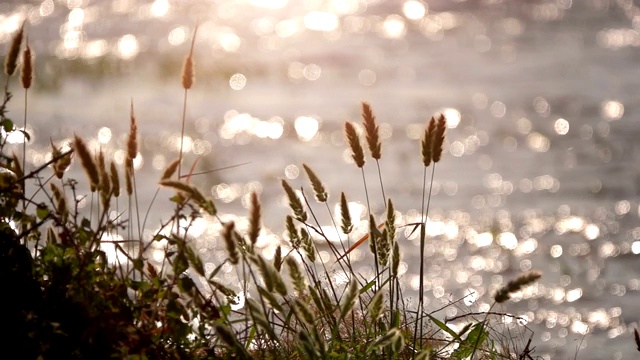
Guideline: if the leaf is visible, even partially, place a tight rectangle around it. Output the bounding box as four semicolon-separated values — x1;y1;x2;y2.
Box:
451;323;488;360
208;260;227;280
36;206;49;220
2;119;13;132
19;129;30;141
185;245;205;276
425;313;461;341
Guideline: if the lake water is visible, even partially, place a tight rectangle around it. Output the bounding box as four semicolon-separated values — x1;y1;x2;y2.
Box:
2;0;640;358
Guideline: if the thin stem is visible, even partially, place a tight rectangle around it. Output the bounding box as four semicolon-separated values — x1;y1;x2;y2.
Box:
178;89;188;178
375;159;386;206
413;164;436;355
22;88;28;213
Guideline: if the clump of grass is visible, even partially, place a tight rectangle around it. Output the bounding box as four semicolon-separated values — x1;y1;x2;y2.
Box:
0;26;545;360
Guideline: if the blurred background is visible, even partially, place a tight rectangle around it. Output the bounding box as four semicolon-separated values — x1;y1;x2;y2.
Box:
2;0;640;358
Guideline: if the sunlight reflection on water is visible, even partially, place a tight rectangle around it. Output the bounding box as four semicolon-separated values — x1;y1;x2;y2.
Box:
3;0;640;358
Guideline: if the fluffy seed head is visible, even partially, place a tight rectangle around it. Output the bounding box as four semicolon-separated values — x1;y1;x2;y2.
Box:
4;23;23;76
421;117;436;167
98;150;111;204
494;270;542;303
50;183;68;222
432;114;447;163
20;36;32;89
181;26;198;89
248;191;261;246
74;135;99;191
286;256;306;294
285;215;300;248
127;101;138;163
340;192;353;234
302;163;327;202
160;159;180;180
222;221;239;265
361;102;382;160
50;140;72;179
110;161;120;198
281;179;307;222
344;122;365;168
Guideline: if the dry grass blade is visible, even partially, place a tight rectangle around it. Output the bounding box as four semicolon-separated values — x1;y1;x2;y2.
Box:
4;22;23;76
433;114;447;163
494;270;542;303
302;163;327;202
73;135;99;191
361;102;381;160
421;116;436;167
344;122;365;168
20;36;32;89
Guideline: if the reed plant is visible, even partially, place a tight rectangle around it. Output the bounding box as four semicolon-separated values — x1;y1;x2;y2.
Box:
0;26;546;360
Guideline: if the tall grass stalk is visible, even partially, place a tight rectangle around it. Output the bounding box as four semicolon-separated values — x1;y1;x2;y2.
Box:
178;25;198;179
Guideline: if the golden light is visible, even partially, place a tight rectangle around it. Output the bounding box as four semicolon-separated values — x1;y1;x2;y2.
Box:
442;108;461;128
403;0;427;20
294;116;319;141
554;118;569;135
381;14;406;39
601;100;624;121
151;0;170;17
168;26;187;46
229;73;247;90
83;39;108;58
117;34;139;60
304;11;339;32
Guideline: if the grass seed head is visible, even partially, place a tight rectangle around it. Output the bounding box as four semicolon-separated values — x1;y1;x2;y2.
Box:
361;102;381;160
222;221;239;265
281;179;307;222
421;117;436;167
181;26;198;89
248;191;261;246
73;135;99;191
110;161;120;198
340;192;353;234
433;113;447;163
4;23;23;76
302;163;327;202
127;101;138;163
494;270;542;303
160;158;180;180
286;256;306;294
344;121;365;168
20;36;32;89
